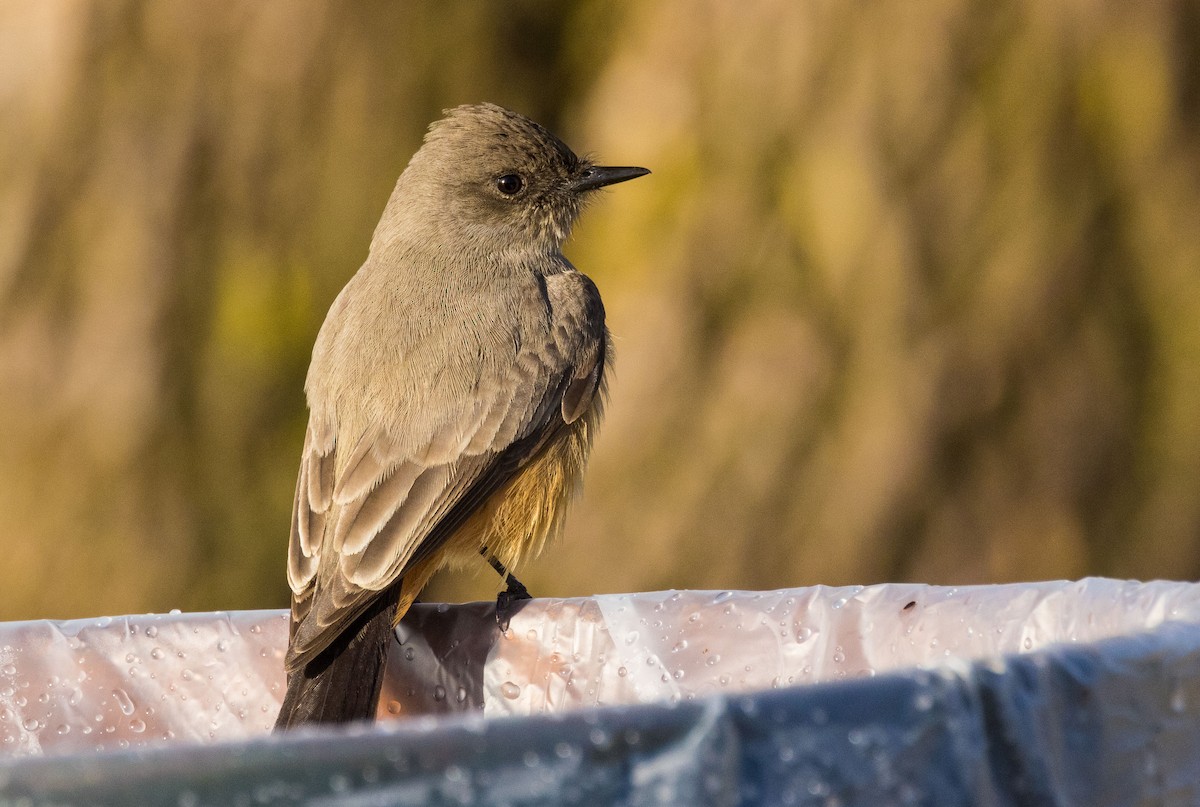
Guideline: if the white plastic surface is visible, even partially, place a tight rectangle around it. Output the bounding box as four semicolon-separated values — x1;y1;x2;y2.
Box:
0;610;288;755
482;579;1200;715
3;578;1200;757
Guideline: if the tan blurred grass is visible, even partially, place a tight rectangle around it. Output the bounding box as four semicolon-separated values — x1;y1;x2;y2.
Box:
1;0;1198;619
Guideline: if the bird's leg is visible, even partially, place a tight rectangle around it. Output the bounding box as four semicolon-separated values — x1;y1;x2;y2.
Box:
480;546;533;629
480;546;507;579
500;573;530;601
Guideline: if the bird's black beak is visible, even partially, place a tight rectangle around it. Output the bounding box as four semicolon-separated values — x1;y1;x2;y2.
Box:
572;165;651;193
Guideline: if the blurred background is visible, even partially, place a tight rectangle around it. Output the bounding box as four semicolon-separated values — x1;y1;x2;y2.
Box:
1;0;1198;621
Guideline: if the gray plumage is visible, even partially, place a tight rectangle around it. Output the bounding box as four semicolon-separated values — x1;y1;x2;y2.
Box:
277;103;647;726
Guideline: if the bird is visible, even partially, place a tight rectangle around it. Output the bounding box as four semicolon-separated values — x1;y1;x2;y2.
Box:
274;103;649;728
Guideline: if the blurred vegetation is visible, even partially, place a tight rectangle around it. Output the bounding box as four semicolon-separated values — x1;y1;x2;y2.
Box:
0;0;1198;620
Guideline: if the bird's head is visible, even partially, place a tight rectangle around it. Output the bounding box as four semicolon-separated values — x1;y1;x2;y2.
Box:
374;103;649;258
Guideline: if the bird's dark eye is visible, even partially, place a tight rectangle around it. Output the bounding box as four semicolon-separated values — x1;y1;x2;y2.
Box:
495;174;524;195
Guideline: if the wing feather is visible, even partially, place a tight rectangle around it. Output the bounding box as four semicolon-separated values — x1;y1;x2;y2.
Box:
346;465;454;585
334;426;391;506
287;460;318;589
336;460;424;555
562;336;605;423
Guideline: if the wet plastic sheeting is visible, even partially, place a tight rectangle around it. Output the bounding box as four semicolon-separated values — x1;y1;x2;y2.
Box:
0;610;288;754
5;579;1200;752
474;579;1200;714
2;579;1200;804
3;624;1200;805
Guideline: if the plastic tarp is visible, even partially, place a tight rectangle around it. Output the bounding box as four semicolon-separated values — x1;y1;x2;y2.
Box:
2;578;1200;805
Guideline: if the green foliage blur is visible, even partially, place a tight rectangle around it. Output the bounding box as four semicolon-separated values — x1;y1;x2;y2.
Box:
1;0;1198;620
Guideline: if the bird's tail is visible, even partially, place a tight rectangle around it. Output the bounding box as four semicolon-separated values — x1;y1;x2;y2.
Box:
274;595;396;730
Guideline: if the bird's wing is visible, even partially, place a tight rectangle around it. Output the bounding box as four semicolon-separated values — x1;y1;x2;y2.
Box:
285;275;607;672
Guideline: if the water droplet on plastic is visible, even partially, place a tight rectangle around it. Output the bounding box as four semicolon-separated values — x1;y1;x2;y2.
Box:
456;687;467;703
145;626;158;638
150;648;163;660
433;685;446;702
129;718;146;734
500;681;521;699
671;639;688;653
713;591;734;604
112;688;135;716
404;647;416;661
706;654;721;666
216;640;227;652
554;742;575;759
523;750;540;768
0;665;14;676
168;608;182;615
21;718;40;732
624;630;639;646
617;666;628;677
1023;637;1033;650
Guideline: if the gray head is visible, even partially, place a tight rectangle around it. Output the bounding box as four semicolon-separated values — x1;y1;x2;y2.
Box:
372;103;649;257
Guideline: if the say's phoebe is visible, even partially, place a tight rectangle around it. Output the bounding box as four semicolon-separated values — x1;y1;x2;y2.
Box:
275;103;648;728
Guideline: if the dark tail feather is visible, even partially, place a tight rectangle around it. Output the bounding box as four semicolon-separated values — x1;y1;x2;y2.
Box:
274;594;397;731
